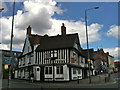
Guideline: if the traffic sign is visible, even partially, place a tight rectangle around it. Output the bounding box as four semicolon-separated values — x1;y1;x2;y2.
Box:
4;64;11;70
88;59;91;62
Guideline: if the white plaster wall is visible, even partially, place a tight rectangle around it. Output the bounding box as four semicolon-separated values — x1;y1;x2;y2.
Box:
23;37;32;55
63;65;69;80
33;66;40;81
25;71;29;79
74;43;78;50
31;54;34;65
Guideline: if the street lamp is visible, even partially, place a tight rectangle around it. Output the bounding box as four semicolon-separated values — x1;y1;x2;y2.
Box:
85;6;100;84
8;0;15;88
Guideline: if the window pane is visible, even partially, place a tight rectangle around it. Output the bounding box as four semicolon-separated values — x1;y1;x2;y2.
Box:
78;69;81;74
45;67;48;74
56;66;59;74
54;50;57;57
49;67;52;74
73;68;76;74
60;66;63;74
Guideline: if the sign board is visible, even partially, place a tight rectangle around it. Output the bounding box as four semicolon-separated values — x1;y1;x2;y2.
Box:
4;64;10;70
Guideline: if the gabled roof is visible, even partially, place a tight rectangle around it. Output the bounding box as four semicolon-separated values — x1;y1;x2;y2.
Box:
36;33;80;51
19;34;42;57
29;34;42;46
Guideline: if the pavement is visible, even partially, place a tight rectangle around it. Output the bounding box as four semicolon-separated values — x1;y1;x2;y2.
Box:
1;73;118;88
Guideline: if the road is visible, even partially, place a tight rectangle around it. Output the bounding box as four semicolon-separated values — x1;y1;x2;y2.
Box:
1;72;120;90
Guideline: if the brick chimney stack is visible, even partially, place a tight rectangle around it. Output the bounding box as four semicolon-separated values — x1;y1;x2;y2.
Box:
61;23;66;35
27;25;31;35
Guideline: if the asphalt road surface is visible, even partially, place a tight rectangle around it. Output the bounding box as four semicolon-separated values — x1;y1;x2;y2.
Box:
1;72;120;90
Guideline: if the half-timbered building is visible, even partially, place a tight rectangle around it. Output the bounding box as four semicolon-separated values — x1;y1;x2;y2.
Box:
17;23;93;82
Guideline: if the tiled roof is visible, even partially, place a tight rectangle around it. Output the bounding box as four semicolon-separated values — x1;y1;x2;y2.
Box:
29;34;42;46
36;33;80;51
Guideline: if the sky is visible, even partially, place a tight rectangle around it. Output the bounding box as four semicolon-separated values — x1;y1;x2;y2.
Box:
0;0;119;61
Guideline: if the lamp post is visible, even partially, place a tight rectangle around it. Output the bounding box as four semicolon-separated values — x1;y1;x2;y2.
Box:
0;8;4;44
10;0;15;52
85;6;99;84
8;0;15;88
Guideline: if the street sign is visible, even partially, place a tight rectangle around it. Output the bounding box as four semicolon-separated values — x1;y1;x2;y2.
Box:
4;64;9;70
4;64;11;70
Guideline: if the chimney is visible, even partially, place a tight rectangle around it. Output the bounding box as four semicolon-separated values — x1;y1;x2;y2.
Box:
27;25;31;35
106;52;109;55
61;23;66;35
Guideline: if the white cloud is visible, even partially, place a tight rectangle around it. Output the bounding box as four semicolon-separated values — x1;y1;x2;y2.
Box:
107;25;119;39
0;16;26;50
1;0;103;50
48;19;103;44
0;2;8;12
104;47;119;60
15;0;63;34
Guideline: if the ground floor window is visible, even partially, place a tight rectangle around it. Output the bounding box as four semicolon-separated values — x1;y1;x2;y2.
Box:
56;66;63;74
78;69;81;74
73;68;76;74
45;66;52;74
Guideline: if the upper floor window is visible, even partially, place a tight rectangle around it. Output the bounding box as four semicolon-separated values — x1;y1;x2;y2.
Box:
54;50;57;57
51;51;54;58
50;50;57;58
28;55;31;64
73;52;76;58
61;50;64;59
23;57;25;65
81;57;84;63
18;59;21;66
44;51;50;59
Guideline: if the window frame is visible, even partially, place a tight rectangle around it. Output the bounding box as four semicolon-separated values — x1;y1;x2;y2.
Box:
45;66;52;74
73;68;76;74
56;66;63;74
